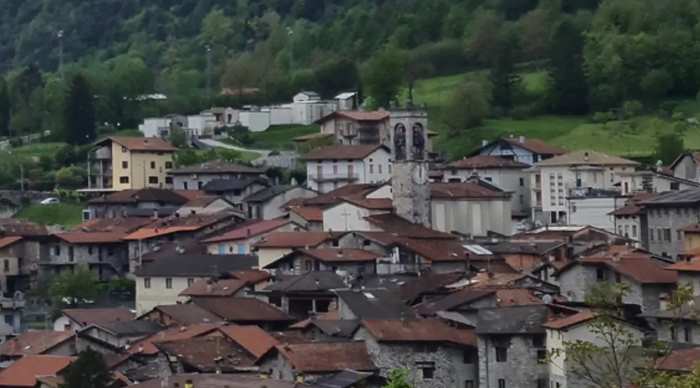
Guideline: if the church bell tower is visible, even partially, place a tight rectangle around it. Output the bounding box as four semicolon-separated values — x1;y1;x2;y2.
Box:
390;109;431;227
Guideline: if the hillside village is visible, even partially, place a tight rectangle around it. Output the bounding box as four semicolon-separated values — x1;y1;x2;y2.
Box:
0;99;699;387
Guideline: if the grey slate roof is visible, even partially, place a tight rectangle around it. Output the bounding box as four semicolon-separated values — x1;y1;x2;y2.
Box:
641;188;700;207
335;289;416;320
311;320;360;338
475;305;549;335
264;272;347;293
202;178;267;193
244;185;294;203
134;254;257;277
94;320;163;336
310;370;376;388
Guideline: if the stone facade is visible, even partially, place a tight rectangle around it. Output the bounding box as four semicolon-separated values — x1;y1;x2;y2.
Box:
478;334;548;388
392;161;431;227
44;240;127;280
354;327;477;388
645;205;700;260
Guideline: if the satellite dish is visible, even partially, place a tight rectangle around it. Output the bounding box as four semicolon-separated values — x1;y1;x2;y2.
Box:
542;294;553;304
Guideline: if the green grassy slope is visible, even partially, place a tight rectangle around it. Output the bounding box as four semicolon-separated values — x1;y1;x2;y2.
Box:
415;70;700;160
16;203;84;227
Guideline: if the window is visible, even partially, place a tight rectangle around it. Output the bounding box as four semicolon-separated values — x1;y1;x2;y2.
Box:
165;278;173;289
498;379;506;388
187;278;194;287
465;381;475;388
150;161;156;169
416;362;435;380
671;182;680;190
68;247;74;262
119;176;129;184
54;246;61;256
165;177;173;184
463;348;477;364
121;146;127;153
537;379;547;388
148;176;159;184
165;161;173;169
678;230;683;241
664;228;672;242
596;268;606;281
519;195;524;204
671;326;678;341
685;326;693;342
122;161;128;169
3;260;8;272
537;349;547;362
378;164;383;174
533;334;545;348
632;225;637;238
657;229;663;242
496;346;508;362
519;177;525;186
144;278;151;289
369;164;374;174
107;247;114;256
333;165;338;174
650;229;654;241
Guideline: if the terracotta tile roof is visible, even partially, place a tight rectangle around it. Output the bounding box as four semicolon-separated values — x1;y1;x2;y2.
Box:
655;346;700;372
0;355;74;387
302;184;379;207
0;236;22;249
74;217;153;233
173;190;208;201
469;272;531;288
430;182;509;200
218;325;280;359
54;231;127;244
88;188;188;205
573;248;678;284
361;319;476;347
0;219;48;237
203;218;289;243
448;155;529;169
230;269;271;284
0;331;74;357
253;232;333;249
300;248;381;263
502;137;567;155
535;150;639;167
124;212;233;240
179;278;248;297
62;308;134;326
543;310;595;330
156;336;257;371
129;323;222;355
683;224;700;233
608;203;643;216
289;206;324;222
339;197;393;210
276;341;375;373
363;214;454;239
316;110;390;124
169;161;264;175
302;144;389;161
148;304;224;325
353;231;467;263
666;258;700;272
181;195;225;208
399;271;465;302
263;272;346;292
192;297;293;323
415;287;542;316
105;136;177;152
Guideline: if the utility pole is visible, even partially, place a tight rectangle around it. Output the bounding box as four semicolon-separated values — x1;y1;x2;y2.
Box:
19;164;24;193
205;44;212;101
57;30;64;79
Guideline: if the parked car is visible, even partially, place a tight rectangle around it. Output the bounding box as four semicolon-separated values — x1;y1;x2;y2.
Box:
39;197;60;205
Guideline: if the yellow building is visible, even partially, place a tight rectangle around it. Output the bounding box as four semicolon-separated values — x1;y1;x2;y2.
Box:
88;137;176;190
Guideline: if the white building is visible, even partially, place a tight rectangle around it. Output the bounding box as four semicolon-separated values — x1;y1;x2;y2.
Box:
473;136;567;166
303;144;392;193
322;198;392;232
567;190;627;233
187;113;219;137
138;118;172;138
239;110;272;132
443;155;530;218
530;150;639;224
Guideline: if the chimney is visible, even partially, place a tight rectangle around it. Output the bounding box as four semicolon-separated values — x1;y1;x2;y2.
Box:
519;135;525;144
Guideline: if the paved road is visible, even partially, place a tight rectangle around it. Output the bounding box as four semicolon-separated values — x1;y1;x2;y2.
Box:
197;138;299;169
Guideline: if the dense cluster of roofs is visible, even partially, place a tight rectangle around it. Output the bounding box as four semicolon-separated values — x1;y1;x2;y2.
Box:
6;127;700;387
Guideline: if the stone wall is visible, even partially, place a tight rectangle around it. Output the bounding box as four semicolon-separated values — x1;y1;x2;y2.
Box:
478;334;547;388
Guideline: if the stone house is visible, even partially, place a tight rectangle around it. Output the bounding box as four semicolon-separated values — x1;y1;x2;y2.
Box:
258;271;346;319
315;110;391;145
640;188;700;260
544;310;645;388
52;307;134;332
475;305;551;388
556;246;677;313
45;231;131;280
0;331;76;361
203;218;298;255
617;168;700;195
202;177;269;208
443;155;531;218
288;206;324;231
0;236;35;294
645;296;700;346
168;161;265;191
335;289;416;321
608;193;655;245
86;136;176;191
304;144;392;193
259;341;376;384
670;152;700;182
354;319;478;388
243;185;317;220
77;320;161;349
174;195;236;217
